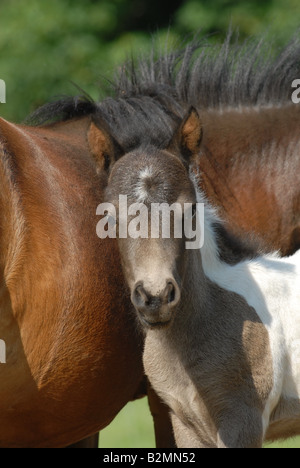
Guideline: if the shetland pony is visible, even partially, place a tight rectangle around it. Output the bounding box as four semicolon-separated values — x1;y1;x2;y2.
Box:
100;107;300;448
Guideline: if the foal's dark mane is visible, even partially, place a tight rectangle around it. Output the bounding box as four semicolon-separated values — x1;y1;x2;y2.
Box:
27;94;182;151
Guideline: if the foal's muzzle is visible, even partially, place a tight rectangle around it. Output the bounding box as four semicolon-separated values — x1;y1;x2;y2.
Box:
131;279;181;328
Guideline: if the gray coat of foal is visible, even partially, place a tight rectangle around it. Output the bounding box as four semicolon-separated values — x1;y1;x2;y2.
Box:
92;109;300;448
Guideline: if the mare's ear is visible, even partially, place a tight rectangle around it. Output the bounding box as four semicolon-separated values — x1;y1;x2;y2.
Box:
169;107;203;162
88;117;124;173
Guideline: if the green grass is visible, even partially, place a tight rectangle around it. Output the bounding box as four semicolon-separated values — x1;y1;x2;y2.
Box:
264;437;300;449
101;398;155;448
100;398;300;448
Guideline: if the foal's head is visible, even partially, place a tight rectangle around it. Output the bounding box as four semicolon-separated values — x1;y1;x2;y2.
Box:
89;109;203;328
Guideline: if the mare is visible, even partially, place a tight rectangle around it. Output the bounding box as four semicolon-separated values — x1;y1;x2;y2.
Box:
101;107;300;448
0;115;148;447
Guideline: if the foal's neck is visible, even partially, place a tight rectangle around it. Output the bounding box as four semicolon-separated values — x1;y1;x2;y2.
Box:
179;247;213;323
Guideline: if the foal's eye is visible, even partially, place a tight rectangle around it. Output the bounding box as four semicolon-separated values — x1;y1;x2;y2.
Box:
106;213;117;227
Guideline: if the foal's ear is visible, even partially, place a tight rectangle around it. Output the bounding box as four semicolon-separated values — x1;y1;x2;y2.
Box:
169;107;203;161
88;118;124;173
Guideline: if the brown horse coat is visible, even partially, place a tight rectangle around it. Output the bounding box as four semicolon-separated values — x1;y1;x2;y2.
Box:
198;104;300;256
0;116;144;447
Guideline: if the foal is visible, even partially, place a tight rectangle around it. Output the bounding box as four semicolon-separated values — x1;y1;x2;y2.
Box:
101;109;300;448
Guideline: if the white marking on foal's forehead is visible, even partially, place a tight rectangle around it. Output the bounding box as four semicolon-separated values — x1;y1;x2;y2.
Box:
134;166;154;202
139;167;154;180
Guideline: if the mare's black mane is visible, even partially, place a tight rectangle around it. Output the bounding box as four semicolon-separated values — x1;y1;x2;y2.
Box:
27;30;300;133
27;30;300;151
113;31;300;109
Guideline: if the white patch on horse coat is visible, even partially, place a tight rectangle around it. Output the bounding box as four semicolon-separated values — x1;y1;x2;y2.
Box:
134;166;153;202
195;187;300;436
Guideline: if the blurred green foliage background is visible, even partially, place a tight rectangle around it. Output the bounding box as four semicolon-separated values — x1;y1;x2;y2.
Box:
0;0;300;122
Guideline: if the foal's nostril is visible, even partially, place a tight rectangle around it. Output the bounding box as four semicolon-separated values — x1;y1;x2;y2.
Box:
167;282;176;303
132;283;150;308
163;280;180;307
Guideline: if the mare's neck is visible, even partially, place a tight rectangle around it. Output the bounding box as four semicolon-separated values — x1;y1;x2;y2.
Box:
201;104;300;173
197;104;300;256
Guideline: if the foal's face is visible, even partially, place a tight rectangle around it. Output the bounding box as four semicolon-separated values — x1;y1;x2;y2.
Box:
89;108;203;328
105;149;197;328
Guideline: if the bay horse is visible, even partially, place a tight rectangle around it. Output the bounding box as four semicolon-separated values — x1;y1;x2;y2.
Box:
0;115;150;448
101;107;300;448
